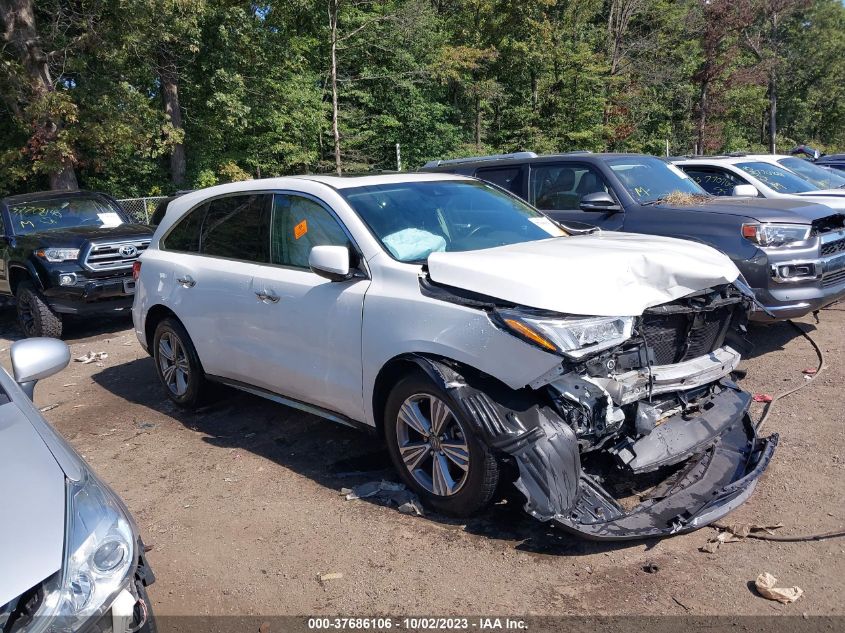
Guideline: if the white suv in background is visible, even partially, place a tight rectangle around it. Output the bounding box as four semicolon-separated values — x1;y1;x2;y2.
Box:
131;173;775;540
674;154;845;210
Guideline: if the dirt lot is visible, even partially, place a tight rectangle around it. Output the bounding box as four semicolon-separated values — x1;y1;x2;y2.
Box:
3;306;843;618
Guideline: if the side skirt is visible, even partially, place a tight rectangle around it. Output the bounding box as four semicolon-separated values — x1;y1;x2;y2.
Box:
206;375;374;434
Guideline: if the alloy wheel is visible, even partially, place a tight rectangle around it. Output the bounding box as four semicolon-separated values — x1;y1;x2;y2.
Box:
158;331;190;396
396;393;470;497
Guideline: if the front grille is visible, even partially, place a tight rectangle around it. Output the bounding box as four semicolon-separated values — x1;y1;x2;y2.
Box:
84;240;150;271
822;268;845;287
641;307;732;365
821;237;845;257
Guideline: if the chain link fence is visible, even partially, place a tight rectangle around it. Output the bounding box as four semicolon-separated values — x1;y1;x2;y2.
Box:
116;196;168;224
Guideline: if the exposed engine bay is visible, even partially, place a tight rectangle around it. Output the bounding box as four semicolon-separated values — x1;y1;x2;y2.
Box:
414;279;777;539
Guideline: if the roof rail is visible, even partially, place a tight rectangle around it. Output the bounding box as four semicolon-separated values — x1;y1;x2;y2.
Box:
422;152;537;169
560;150;593;154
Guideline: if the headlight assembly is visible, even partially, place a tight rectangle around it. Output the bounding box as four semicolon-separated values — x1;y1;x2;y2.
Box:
29;472;136;633
741;223;811;247
35;248;80;263
494;308;634;359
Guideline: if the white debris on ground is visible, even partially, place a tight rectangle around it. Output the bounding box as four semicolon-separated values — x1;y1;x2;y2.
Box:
341;480;425;516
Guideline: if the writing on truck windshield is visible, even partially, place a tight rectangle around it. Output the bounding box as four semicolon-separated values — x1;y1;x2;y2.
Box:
340;180;566;263
608;156;705;203
8;197;125;235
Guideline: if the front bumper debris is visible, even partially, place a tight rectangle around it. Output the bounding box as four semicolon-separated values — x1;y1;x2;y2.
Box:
406;356;776;541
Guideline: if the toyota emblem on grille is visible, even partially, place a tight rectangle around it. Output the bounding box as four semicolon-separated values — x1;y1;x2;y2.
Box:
118;244;138;258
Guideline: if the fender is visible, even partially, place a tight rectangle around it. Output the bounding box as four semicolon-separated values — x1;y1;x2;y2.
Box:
403;354;582;520
8;260;47;292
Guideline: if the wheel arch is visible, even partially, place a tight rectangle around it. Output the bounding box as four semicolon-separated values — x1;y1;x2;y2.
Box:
9;262;43;294
143;304;180;352
371;353;521;440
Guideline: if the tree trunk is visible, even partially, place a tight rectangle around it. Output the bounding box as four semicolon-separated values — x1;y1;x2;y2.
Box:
696;77;709;155
768;73;777;154
1;0;78;189
329;0;342;175
159;53;186;187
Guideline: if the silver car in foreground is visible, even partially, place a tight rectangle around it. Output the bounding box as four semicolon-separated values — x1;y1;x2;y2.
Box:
132;173;776;540
0;338;154;633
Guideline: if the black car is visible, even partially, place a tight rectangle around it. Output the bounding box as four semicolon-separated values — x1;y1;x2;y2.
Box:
422;152;845;320
0;190;153;338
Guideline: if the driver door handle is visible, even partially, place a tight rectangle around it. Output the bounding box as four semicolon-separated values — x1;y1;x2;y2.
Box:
176;275;196;288
255;289;280;304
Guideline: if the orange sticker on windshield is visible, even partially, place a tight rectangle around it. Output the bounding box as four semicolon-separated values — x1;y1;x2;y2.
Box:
294;219;308;240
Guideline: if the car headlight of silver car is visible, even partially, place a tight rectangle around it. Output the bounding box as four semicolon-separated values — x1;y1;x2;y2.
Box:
493;308;634;359
29;471;136;632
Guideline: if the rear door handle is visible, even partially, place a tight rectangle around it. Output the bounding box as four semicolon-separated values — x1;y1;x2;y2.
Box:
255;289;280;304
176;275;196;288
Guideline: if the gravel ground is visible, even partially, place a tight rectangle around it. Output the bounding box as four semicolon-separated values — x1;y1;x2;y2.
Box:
3;305;843;618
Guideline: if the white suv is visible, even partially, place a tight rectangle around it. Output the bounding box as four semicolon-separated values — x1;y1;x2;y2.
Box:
131;173;776;540
674;154;845;209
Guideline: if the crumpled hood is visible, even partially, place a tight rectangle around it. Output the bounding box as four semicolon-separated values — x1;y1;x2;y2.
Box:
0;402;65;607
427;233;739;316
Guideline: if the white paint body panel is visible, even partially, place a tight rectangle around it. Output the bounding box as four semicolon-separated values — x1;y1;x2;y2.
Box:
428;232;739;316
134;175;741;429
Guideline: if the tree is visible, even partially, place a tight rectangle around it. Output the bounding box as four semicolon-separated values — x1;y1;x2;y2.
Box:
0;0;79;189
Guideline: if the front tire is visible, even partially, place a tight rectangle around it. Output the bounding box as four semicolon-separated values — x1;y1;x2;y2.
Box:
16;281;62;338
152;317;207;409
384;372;499;516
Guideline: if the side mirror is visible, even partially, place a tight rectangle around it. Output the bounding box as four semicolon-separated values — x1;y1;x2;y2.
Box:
10;338;70;400
309;245;352;282
732;184;759;197
579;192;622;213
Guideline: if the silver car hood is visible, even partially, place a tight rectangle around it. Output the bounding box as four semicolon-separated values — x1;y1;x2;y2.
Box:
427;232;739;316
791;193;845;208
0;401;65;607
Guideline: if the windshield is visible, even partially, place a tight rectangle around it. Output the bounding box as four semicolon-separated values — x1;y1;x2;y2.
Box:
8;196;125;235
340;180;566;263
735;161;818;194
777;157;845;190
607;156;705;203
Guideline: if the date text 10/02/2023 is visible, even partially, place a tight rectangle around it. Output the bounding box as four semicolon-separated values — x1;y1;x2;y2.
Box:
307;618;528;630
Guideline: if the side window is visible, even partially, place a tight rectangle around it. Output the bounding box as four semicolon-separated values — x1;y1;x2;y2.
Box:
682;168;746;196
475;166;524;194
530;164;611;210
271;194;351;269
200;194;271;262
162;204;207;253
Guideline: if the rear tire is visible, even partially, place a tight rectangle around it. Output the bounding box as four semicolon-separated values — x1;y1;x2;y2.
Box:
152;317;207;409
383;371;499;517
16;281;62;338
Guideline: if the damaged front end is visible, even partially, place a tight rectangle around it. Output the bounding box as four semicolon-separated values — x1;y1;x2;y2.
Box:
414;282;777;540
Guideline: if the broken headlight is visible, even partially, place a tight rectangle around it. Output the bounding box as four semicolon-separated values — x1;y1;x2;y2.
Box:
27;470;136;633
494;309;634;359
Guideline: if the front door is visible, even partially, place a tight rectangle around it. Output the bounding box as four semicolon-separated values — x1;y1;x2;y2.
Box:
246;192;370;419
528;162;625;231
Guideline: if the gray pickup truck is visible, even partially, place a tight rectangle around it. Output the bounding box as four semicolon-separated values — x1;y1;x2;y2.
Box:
422;152;845;320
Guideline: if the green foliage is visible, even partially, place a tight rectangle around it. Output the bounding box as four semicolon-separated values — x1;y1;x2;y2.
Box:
0;0;843;197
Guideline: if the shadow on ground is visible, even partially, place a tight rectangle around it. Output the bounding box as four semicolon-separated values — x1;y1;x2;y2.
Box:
745;319;817;360
0;305;133;343
92;356;639;557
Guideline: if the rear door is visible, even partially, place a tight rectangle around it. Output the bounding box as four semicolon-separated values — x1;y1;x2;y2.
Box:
528;162;625;230
162;193;271;382
245;192;370;417
474;165;526;197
